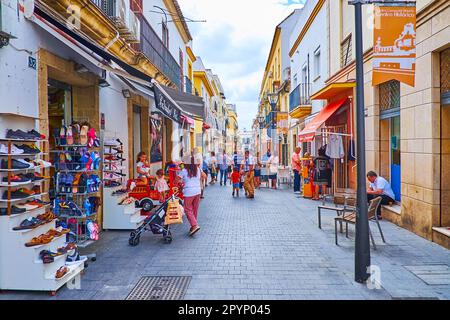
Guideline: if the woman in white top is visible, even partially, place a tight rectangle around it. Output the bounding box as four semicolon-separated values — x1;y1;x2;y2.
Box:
267;151;279;189
179;153;202;237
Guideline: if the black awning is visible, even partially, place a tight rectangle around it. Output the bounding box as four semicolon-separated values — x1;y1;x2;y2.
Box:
153;84;182;123
159;85;205;120
34;6;152;83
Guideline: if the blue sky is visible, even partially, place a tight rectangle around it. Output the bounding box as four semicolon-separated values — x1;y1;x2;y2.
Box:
178;0;306;131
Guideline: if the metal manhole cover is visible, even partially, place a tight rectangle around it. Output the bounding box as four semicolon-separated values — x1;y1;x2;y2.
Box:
404;265;450;285
126;276;191;300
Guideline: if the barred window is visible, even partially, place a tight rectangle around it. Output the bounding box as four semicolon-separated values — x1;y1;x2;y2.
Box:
379;80;400;112
441;48;450;95
341;35;352;68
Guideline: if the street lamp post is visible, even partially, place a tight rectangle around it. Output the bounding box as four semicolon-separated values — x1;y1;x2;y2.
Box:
349;0;371;284
349;0;416;285
268;93;280;158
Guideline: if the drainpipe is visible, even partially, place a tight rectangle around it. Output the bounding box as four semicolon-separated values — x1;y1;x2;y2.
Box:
104;30;120;51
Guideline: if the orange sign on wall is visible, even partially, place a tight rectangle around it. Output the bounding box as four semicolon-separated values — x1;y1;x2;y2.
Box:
373;6;416;87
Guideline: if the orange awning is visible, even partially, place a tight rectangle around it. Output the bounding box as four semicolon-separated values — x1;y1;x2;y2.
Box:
310;82;355;100
298;98;348;142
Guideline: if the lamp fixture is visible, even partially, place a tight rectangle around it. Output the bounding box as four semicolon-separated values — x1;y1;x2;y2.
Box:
122;89;131;98
98;70;110;88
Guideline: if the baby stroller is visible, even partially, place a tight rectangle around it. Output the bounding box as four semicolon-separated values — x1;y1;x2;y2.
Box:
129;195;179;246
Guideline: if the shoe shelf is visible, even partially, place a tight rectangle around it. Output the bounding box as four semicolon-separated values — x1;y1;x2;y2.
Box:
0;138;48;143
0;178;49;187
52;135;101;248
0;202;84;292
0;192;49;203
0;123;85;293
57;213;98;220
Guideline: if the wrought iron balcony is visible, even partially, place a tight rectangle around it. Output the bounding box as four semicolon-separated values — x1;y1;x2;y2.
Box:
289;83;311;112
132;13;182;89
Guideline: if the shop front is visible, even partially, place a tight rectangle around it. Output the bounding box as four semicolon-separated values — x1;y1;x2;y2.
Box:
299;82;357;196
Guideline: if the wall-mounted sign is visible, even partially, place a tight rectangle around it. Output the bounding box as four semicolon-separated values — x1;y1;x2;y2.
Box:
28;56;36;70
373;5;416;87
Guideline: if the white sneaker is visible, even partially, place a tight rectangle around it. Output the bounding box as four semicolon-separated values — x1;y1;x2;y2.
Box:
0;144;24;154
35;159;52;168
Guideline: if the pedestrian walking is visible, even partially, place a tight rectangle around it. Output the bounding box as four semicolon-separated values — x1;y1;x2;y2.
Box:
292;146;302;194
241;150;255;198
219;150;229;186
254;152;262;189
179;153;202;237
267;151;279;190
231;167;241;197
209;151;217;184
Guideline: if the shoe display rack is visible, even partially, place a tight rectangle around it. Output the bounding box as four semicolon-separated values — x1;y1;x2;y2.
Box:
102;138;145;230
51;137;102;248
103;139;126;189
103;186;145;230
0;136;84;293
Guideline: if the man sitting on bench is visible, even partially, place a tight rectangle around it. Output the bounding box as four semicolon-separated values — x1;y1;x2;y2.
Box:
366;171;395;220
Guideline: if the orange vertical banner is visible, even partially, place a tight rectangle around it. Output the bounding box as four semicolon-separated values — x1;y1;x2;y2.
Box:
373;5;417;87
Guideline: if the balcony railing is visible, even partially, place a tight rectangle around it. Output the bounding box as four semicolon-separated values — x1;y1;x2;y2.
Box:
289;83;311;113
185;76;193;94
132;13;181;89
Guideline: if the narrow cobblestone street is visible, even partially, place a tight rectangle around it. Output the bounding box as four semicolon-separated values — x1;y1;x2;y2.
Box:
2;184;450;300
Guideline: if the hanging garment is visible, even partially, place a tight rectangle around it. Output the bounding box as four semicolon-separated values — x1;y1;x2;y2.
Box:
326;135;345;159
348;139;356;161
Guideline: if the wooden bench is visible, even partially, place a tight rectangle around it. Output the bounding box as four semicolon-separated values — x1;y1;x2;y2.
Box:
334;197;386;250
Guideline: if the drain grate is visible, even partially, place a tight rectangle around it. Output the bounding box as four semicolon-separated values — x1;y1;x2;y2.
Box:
126;276;191;300
404;265;450;285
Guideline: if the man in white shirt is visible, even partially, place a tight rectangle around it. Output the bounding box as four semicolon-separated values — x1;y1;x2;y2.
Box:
367;171;396;219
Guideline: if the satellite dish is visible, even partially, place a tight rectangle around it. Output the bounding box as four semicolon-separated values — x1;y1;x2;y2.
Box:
23;0;35;19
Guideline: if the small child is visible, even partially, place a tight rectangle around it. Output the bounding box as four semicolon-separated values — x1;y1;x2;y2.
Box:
231;166;241;198
155;169;170;203
136;152;151;185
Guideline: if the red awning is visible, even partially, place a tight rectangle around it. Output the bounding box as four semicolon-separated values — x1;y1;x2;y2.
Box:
203;123;211;130
298;98;348;142
181;115;195;125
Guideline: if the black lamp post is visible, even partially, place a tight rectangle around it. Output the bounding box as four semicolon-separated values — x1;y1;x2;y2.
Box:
267;93;280;156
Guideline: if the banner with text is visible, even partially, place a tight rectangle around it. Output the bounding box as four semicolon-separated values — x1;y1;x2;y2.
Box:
373;5;416;87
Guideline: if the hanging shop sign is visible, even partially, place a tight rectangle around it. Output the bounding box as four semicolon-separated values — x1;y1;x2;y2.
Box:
153;85;182;123
277;113;289;135
372;5;416;87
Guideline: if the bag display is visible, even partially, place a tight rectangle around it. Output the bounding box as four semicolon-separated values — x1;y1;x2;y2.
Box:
164;199;183;225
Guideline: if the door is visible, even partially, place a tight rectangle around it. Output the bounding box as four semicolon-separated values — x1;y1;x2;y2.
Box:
441;48;450;226
390;116;401;201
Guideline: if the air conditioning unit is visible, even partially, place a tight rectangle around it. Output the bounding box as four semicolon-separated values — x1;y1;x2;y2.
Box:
0;0;18;46
122;10;140;43
104;0;130;30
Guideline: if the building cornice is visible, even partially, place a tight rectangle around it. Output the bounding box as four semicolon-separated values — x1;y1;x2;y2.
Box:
186;46;197;62
194;71;215;97
289;0;326;57
416;0;450;27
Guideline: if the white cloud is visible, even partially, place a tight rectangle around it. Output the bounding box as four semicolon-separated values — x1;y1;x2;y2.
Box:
178;0;305;130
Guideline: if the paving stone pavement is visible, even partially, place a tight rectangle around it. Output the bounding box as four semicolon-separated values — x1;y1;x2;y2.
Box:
1;183;449;300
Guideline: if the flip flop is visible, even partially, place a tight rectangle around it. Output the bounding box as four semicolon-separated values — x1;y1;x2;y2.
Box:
80;126;89;145
59;126;67;145
66;126;73;145
189;226;201;237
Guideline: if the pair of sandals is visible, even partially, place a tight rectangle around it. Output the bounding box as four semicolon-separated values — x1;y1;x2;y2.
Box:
39;247;73;264
87;221;99;241
56;266;69;279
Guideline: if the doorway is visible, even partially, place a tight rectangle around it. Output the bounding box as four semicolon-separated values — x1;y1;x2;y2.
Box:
440;48;450;227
